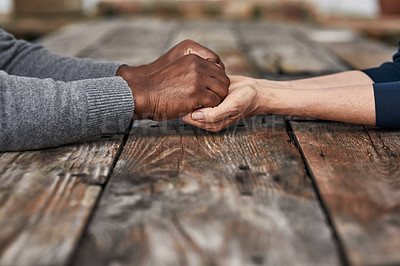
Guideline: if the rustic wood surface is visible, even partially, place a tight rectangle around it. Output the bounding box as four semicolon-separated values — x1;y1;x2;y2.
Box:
0;135;125;265
298;26;394;70
290;122;400;266
0;18;399;266
72;117;340;266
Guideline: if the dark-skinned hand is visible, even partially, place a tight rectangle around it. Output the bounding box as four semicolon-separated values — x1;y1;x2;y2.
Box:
127;54;230;120
116;39;225;80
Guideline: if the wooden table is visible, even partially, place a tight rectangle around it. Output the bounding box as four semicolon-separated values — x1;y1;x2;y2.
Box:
1;18;399;266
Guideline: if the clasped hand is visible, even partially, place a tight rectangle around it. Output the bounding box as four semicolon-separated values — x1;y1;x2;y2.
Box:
117;40;230;121
118;39;377;132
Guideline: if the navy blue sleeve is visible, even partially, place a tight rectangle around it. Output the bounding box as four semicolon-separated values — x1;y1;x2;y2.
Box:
373;81;400;127
361;42;400;128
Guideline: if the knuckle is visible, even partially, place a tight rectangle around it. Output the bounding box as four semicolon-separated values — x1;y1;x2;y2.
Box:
188;83;201;96
186;53;200;62
186;55;201;70
182;39;192;44
183;39;195;46
188;86;197;96
212;54;221;62
208;113;219;123
231;105;241;115
189;70;201;82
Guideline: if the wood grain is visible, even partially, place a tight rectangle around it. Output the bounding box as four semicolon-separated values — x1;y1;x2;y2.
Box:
38;20;121;56
0;136;124;266
84;18;177;66
290;121;400;266
4;17;395;266
298;25;395;70
73;117;340;266
238;22;348;75
322;40;394;70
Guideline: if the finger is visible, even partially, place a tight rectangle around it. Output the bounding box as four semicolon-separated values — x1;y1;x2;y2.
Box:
205;76;229;100
192;95;240;124
210;69;231;87
198;57;227;75
186;42;224;69
217;60;225;70
182;113;237;132
199;89;222;108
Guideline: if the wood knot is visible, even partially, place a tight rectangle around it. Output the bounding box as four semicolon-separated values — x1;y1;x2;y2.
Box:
251;255;264;265
272;175;281;182
239;165;250;170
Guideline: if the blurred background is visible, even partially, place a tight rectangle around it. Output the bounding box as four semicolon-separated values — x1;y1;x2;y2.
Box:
1;0;400;44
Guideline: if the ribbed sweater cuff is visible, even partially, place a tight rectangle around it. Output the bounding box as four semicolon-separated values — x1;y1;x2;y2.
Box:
85;77;134;134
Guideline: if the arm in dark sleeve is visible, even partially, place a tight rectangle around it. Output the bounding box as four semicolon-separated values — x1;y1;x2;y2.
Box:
373;81;400;128
361;42;400;127
362;41;400;83
0;28;123;82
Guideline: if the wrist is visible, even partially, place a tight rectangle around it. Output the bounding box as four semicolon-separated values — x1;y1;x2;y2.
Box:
251;78;286;115
254;79;310;116
127;78;152;119
116;65;152;80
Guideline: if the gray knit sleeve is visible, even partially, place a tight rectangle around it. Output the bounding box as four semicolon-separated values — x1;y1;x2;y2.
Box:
0;28;123;81
0;71;134;151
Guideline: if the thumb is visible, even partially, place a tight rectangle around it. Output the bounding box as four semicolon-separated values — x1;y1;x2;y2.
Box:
191;99;234;123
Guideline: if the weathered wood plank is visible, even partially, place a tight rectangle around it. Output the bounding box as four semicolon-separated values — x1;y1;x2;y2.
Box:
322;40;394;70
0;135;125;266
73;116;340;266
290;121;400;266
239;22;348;75
38;20;121;56
299;25;395;70
39;18;177;65
83;18;177;65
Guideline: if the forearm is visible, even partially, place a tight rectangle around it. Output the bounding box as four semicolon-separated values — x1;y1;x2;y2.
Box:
266;70;374;90
0;28;123;81
260;84;375;125
0;71;134;151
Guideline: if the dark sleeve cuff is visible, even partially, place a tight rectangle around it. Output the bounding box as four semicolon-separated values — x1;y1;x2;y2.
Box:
362;62;400;83
374;81;400;128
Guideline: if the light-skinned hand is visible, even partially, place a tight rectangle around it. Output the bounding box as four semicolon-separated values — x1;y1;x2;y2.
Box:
182;75;265;131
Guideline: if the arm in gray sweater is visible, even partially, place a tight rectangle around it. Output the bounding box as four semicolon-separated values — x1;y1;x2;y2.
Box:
0;28;134;151
0;28;123;81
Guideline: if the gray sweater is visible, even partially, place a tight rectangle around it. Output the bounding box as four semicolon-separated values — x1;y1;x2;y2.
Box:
0;28;135;151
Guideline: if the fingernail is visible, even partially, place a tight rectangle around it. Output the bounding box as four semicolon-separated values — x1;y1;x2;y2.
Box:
192;111;204;120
